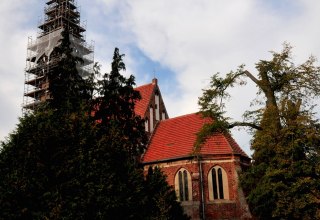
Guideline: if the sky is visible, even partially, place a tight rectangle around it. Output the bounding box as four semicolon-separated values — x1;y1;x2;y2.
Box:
1;0;320;156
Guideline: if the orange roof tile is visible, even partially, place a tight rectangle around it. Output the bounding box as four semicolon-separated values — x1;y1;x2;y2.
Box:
142;113;249;163
134;83;155;117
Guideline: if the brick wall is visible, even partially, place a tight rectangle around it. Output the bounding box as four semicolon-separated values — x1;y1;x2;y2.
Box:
144;156;252;220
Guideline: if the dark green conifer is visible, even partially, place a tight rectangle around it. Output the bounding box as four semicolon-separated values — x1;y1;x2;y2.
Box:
48;29;91;112
0;46;188;219
93;48;147;158
145;166;190;220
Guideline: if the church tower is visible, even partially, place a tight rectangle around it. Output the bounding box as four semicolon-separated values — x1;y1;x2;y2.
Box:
23;0;94;112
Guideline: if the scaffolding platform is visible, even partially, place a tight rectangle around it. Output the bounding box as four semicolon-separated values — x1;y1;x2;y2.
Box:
23;0;94;113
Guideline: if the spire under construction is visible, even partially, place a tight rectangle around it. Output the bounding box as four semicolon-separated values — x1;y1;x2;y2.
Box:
23;0;94;112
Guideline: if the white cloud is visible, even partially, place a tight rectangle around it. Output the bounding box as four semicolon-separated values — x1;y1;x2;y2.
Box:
0;0;38;141
96;0;320;154
1;0;320;155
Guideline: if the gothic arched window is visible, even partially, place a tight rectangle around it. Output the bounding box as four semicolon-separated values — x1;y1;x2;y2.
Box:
175;168;192;201
208;166;229;200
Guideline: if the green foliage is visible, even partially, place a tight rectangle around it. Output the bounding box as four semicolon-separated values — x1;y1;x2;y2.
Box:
198;65;247;122
48;29;91;111
0;110;95;219
93;48;146;158
195;66;247;150
144;167;190;220
0;45;187;219
242;103;320;219
198;43;320;219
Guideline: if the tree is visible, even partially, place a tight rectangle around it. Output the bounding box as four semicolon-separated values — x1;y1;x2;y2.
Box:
93;48;146;158
48;29;91;111
0;45;188;219
0;109;95;219
144;166;190;220
86;48;188;219
197;43;320;219
0;29;94;219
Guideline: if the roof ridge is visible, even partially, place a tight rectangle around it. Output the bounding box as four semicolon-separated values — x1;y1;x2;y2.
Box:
135;82;153;89
162;112;200;121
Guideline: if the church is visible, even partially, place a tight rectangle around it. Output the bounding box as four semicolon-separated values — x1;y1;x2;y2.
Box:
23;1;252;219
133;78;252;219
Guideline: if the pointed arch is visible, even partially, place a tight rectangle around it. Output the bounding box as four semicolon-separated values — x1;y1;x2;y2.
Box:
174;168;192;201
208;166;229;200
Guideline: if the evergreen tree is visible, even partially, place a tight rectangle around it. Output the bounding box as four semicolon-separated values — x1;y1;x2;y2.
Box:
86;48;187;219
0;45;188;219
93;47;147;158
0;109;94;219
0;29;94;219
48;29;91;111
197;43;320;219
145;167;190;220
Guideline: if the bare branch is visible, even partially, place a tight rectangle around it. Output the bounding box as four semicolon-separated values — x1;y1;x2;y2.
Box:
244;70;260;85
228;121;262;130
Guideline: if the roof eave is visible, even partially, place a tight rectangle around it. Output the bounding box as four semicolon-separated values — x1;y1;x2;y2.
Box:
141;152;251;165
141;155;195;165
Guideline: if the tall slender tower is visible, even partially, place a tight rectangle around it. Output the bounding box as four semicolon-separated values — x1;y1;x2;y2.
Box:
23;0;94;112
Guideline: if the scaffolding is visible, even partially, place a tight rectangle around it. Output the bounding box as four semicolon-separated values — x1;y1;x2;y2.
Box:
23;0;94;112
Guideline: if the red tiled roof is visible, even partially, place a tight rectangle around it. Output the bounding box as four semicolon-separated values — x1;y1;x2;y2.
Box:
134;83;155;117
142;113;249;163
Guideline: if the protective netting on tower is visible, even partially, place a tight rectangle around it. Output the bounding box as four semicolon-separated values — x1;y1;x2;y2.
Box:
26;28;93;75
23;28;94;112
